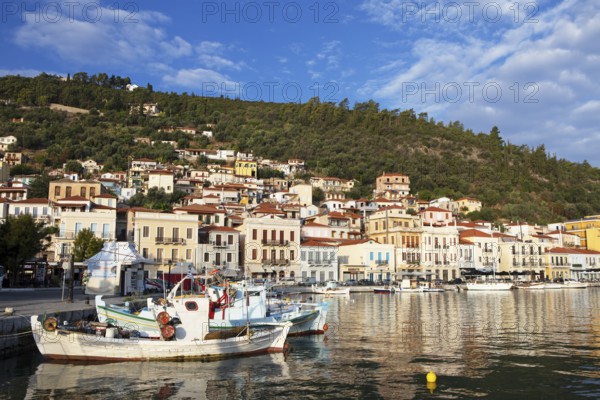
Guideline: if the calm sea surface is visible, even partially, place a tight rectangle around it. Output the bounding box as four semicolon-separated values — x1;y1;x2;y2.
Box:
2;289;600;399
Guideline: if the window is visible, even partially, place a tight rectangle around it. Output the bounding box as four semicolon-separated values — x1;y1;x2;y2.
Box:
186;249;192;260
185;301;198;311
59;222;65;238
142;248;148;258
66;186;72;197
290;231;295;242
90;187;96;197
252;229;257;240
102;224;110;239
301;251;306;261
370;252;374;261
32;207;37;217
156;248;163;262
157;227;164;240
80;187;86;197
171;249;178;262
142;226;149;238
24;207;30;215
252;249;257;260
173;228;179;240
227;253;232;262
42;207;48;215
204;252;209;262
54;186;61;197
14;207;20;215
187;228;193;239
91;223;98;235
290;250;295;260
75;222;83;235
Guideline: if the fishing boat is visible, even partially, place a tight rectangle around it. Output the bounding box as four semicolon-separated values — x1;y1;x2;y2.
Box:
543;282;563;289
96;276;328;337
466;280;513;291
311;281;350;295
373;286;394;294
562;279;588;289
395;279;444;293
517;282;546;290
31;296;292;361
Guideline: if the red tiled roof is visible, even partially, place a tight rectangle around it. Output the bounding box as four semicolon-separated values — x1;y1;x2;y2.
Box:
12;198;50;204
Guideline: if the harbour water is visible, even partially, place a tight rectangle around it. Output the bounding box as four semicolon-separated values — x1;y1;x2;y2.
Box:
2;289;600;399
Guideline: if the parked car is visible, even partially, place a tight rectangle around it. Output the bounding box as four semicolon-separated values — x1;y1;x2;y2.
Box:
277;278;297;286
344;279;358;286
358;279;374;286
299;277;317;286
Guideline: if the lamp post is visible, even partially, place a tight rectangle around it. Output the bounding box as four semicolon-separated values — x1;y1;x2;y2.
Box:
167;260;172;291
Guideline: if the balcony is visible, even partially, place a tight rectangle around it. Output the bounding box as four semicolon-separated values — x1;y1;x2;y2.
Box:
155;237;186;245
376;261;389;266
261;240;290;246
211;241;229;249
262;258;290;266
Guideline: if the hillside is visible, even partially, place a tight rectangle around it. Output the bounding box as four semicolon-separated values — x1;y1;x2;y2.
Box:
1;73;599;224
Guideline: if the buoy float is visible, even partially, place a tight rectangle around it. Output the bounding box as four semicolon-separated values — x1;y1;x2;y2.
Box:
426;371;437;383
322;323;329;332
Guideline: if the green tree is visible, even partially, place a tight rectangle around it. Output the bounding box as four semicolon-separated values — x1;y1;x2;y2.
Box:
64;160;83;174
72;228;104;262
313;187;325;203
0;215;58;286
27;175;53;198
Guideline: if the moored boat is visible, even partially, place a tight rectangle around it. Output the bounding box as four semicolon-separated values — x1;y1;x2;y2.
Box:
373;286;394;294
562;279;588;289
31;296;292;361
312;281;350;295
97;276;328;337
466;280;513;291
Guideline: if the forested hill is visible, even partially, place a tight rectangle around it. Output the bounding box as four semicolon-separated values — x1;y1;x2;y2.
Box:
1;73;599;224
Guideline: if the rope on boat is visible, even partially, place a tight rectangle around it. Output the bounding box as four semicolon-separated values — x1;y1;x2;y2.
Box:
0;330;34;338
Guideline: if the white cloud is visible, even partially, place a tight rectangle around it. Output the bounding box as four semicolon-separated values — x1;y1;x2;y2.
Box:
195;41;245;71
359;0;600;165
13;8;192;66
162;68;237;96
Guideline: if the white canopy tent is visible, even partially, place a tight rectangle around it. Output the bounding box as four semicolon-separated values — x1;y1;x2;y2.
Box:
84;242;154;296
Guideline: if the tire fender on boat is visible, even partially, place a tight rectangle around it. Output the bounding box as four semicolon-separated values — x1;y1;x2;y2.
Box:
161;324;175;340
156;311;171;326
42;317;58;332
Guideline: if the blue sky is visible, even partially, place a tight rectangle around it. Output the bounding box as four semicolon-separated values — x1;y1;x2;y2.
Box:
1;0;599;166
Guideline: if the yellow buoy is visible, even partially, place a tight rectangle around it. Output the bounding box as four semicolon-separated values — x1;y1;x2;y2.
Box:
426;371;437;383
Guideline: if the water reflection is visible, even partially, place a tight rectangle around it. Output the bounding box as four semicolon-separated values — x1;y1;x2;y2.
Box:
24;353;290;399
3;290;600;399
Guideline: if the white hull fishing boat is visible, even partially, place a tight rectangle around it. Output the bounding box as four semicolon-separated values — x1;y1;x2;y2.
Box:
466;281;513;291
395;279;444;293
562;279;588;289
97;276;328;338
31;294;292;361
311;281;350;295
517;282;546;290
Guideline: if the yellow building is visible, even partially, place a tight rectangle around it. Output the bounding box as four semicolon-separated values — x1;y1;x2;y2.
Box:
235;159;257;178
49;179;107;202
131;210;198;273
565;216;600;251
